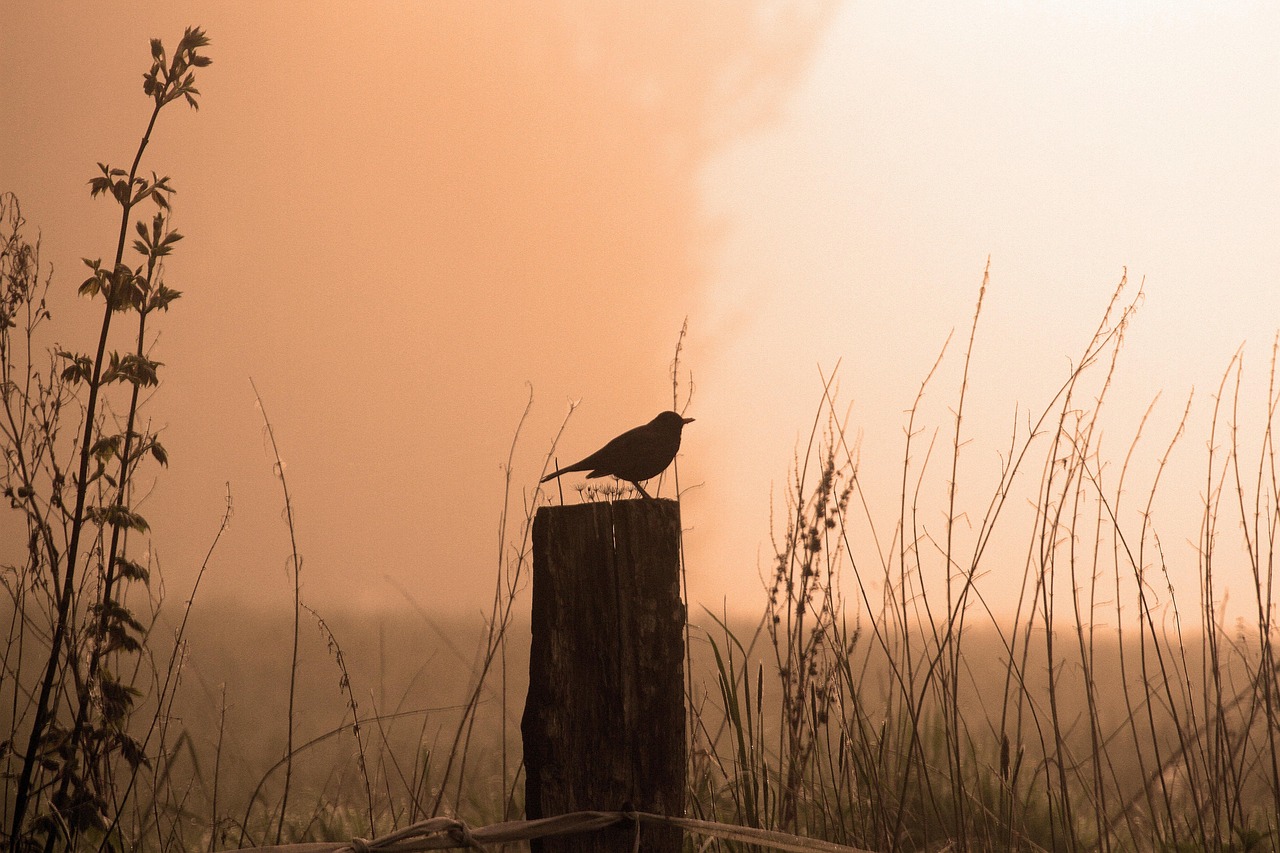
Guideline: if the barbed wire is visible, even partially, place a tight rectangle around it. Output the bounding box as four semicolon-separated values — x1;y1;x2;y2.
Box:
229;809;880;853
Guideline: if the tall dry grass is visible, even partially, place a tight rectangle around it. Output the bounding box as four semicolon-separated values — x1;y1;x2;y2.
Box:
689;266;1279;852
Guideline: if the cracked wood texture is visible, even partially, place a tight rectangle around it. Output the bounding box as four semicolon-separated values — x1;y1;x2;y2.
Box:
523;499;686;853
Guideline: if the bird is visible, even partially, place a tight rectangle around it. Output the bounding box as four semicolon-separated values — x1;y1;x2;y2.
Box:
541;411;694;498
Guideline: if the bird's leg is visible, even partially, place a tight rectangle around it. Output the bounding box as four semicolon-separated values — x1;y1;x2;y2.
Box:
631;480;653;499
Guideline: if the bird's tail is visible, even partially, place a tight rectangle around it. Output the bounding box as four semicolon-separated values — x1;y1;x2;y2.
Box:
540;463;585;483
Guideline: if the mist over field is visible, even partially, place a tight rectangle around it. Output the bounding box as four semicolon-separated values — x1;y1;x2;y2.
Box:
48;597;1273;847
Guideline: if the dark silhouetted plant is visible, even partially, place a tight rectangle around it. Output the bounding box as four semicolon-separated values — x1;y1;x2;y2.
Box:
1;26;210;853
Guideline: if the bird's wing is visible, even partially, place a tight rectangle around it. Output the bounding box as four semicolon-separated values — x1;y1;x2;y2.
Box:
580;425;651;478
542;427;640;481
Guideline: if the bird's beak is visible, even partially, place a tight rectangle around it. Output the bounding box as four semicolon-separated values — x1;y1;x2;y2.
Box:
683;417;695;424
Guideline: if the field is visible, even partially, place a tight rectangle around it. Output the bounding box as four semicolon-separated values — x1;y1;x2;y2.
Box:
8;584;1277;851
4;23;1280;853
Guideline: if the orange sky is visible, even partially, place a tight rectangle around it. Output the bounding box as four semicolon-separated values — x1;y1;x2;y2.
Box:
2;3;1278;624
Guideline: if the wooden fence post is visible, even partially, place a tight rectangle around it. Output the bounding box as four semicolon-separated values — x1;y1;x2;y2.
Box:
522;498;686;853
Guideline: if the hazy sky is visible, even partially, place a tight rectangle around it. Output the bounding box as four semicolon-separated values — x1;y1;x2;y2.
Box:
2;3;1278;624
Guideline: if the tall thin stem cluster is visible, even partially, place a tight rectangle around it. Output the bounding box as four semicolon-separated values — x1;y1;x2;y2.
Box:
1;28;210;853
693;270;1280;851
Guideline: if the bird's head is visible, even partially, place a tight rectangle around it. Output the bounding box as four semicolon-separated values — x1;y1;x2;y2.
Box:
653;410;695;433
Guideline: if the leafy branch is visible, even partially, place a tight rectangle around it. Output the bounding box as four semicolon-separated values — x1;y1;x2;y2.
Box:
4;26;211;853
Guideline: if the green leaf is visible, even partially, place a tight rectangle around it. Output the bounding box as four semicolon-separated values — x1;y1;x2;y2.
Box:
181;26;211;51
99;675;134;723
86;504;150;533
112;354;162;386
117;734;149;771
57;351;94;384
90;435;122;465
150;440;169;467
114;556;152;584
150;284;182;311
133;229;152;260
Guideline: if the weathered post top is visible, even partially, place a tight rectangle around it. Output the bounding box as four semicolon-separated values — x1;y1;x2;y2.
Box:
523;498;686;853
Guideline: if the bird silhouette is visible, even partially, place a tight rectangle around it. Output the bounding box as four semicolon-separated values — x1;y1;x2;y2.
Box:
542;411;694;498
